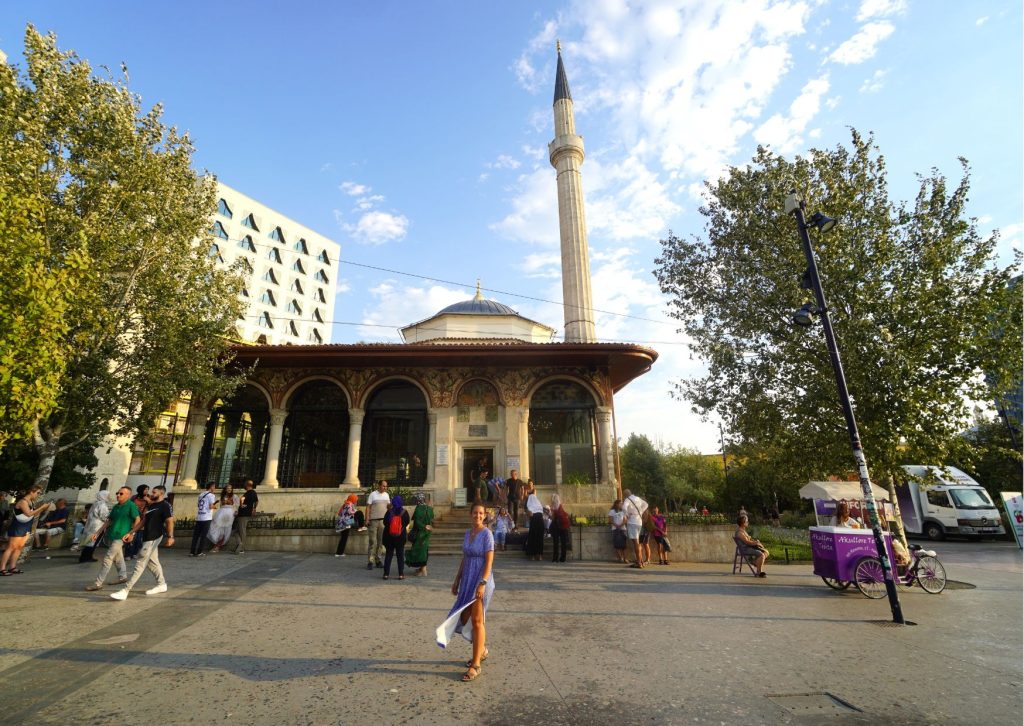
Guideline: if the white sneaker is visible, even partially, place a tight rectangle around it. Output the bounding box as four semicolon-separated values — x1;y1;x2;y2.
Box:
146;584;168;596
109;589;128;601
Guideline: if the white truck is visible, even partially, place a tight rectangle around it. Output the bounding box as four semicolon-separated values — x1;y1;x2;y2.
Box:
895;465;1005;540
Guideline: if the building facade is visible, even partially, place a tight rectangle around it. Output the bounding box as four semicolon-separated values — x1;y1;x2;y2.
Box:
170;48;657;516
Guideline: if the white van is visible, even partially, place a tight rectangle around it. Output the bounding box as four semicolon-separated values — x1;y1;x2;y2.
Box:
895;465;1005;540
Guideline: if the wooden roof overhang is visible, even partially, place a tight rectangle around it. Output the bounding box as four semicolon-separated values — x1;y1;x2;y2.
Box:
229;342;658;393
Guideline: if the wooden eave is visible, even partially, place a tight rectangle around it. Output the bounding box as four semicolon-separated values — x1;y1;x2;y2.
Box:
229;342;657;392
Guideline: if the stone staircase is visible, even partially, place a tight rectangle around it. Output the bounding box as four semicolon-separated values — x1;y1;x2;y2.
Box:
416;506;521;556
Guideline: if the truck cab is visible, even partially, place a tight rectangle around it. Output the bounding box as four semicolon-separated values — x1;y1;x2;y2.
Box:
898;465;1005;540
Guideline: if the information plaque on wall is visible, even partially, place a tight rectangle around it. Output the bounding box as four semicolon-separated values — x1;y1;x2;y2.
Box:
436;444;449;466
468;425;488;437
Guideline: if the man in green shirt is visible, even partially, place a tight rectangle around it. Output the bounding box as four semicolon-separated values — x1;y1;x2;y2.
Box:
85;486;140;591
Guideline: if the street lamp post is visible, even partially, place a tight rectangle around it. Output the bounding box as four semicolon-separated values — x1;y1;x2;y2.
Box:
785;190;907;625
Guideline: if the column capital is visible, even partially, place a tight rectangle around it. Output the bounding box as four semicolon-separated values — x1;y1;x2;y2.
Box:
349;408;365;425
427;411;438;424
519;409;530;424
595;407;612;423
269;409;288;427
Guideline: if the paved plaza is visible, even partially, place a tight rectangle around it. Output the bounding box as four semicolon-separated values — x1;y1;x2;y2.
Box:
1;540;1020;725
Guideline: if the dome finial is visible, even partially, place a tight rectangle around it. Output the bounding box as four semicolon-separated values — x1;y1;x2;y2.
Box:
556;39;561;54
474;279;483;300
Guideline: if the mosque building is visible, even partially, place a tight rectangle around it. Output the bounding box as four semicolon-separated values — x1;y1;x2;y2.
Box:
173;49;658;515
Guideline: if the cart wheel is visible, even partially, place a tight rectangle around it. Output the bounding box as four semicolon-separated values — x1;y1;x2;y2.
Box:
821;577;851;591
853;557;887;599
916;555;947;594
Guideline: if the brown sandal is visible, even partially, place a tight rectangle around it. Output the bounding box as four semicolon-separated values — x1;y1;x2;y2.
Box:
462;665;481;682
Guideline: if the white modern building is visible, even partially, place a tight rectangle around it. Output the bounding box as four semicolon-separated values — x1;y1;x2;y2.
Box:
211;181;340;346
58;183;342;502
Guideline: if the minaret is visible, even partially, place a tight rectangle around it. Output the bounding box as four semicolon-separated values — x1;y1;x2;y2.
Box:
548;43;597;343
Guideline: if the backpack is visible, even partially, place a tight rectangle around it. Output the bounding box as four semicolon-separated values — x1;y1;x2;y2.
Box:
387;512;404;536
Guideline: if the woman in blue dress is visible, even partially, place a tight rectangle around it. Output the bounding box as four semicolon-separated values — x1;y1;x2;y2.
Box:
449;502;494;682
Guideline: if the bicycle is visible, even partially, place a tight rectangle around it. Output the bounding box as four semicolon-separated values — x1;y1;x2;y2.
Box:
849;543;947;599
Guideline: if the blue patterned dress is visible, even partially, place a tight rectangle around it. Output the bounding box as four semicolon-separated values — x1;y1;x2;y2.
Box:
447;527;495;620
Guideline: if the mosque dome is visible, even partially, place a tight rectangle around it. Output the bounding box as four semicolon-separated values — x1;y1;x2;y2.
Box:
436;297;518;316
399;280;555;344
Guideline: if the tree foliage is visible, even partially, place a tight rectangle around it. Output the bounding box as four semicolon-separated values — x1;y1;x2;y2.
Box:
1;27;246;490
0;56;86;450
618;433;666;503
951;413;1023;501
654;130;1021;487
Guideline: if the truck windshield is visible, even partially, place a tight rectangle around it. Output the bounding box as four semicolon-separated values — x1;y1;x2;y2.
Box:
948;488;994;509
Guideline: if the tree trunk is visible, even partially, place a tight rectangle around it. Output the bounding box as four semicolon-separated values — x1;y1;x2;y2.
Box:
884;473;909;549
33;423;62;495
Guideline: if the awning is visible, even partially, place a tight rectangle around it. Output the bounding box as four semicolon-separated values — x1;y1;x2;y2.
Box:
799;480;891;502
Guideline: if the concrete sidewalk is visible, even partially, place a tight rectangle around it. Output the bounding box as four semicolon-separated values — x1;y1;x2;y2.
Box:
0;541;1020;724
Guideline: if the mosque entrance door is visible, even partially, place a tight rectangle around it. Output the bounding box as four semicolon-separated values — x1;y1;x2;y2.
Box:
463;448;493;495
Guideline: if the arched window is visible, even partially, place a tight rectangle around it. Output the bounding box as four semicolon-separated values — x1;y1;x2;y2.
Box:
238;235;256;252
359;381;427;486
279;381;349;488
529;380;598;485
210;221;229;240
196;385;270;487
217;199;233;218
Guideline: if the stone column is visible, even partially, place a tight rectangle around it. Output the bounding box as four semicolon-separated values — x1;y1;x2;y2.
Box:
425;411;437;487
343;408;364;486
259;409;287;489
176;408;210;490
596;406;615;487
518;408;530;479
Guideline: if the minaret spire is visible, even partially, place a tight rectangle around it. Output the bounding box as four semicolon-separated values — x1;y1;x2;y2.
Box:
548;46;596;343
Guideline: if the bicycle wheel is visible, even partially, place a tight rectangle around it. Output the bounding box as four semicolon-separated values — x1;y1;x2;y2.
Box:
821;577;851;591
854;557;887;599
916;555;947;594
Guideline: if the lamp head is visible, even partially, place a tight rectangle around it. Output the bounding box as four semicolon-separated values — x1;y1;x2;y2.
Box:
793;302;818;327
809;212;837;232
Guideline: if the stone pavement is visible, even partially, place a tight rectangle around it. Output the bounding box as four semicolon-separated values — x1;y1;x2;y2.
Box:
0;540;1020;725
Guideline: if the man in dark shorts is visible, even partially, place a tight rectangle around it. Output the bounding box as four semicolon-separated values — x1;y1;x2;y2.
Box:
33;498;68;550
110;485;174;600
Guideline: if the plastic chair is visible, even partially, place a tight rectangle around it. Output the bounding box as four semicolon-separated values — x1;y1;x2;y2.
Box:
732;538;758;575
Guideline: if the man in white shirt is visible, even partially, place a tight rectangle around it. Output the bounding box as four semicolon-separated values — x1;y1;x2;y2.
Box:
623;489;648;569
190;482;217;557
365;480;390;570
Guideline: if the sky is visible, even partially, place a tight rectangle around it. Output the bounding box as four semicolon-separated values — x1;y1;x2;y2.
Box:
2;1;1021;454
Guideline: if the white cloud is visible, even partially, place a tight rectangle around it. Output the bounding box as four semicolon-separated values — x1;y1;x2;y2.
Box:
975;16;989;26
357;282;482;341
754;75;830;152
519;252;561;278
856;0;907;21
489;168;560;245
859;69;888;93
348;211;409;245
340;181;370;196
829;22;894;65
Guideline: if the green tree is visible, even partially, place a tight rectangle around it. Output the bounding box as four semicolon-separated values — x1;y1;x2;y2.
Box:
952;413;1023;501
2;27;246;492
0;56;87;450
618;433;667;504
654;130;1021;489
661;446;723;511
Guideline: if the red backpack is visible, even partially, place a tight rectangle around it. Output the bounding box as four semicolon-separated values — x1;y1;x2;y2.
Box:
388;512;404;536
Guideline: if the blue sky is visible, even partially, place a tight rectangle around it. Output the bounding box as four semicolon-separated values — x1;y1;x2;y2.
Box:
2;1;1020;453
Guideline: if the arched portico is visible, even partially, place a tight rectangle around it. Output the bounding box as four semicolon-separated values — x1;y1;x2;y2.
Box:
358;379;429;486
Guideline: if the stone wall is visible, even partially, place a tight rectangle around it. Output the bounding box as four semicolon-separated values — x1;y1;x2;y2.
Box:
172;523;737;563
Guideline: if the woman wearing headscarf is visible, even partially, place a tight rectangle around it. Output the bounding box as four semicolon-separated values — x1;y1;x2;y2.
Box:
524;480;545;561
335;494;358;557
381;495;410;580
549;493;571;563
78;490;110;563
406;492;434;576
